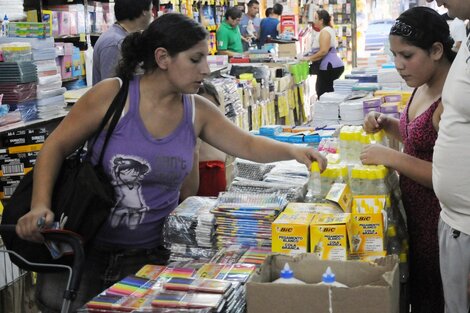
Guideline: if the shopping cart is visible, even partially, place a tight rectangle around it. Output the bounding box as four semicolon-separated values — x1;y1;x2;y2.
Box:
0;224;85;313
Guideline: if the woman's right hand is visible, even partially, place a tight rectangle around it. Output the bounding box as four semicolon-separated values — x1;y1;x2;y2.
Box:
16;206;55;243
363;112;387;133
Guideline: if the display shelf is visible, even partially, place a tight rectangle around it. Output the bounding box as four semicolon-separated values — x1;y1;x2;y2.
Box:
0;112;68;135
53;33;101;40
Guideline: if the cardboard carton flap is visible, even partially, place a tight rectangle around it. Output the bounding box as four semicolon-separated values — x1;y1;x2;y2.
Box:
247;254;400;313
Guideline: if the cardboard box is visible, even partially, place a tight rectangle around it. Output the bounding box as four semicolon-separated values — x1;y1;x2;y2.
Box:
326;183;352;213
276;42;300;58
246;254;399;313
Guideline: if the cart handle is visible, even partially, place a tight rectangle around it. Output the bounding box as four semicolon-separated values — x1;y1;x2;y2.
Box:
41;229;85;302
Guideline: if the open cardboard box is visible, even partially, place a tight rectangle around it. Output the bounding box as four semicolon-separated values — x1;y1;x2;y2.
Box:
246;253;399;313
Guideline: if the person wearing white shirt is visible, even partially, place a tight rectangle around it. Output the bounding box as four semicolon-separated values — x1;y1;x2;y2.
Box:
428;0;470;312
449;17;467;51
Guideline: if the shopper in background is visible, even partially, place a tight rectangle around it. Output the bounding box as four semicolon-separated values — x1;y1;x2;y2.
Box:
361;7;456;313
216;7;244;56
427;0;470;311
303;9;344;99
449;17;467;51
264;7;273;19
92;0;152;85
239;0;261;51
151;0;161;18
180;81;228;199
16;13;327;312
258;3;283;48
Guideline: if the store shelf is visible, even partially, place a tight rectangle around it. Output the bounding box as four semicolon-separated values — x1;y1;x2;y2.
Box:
0;112;68;135
53;33;101;40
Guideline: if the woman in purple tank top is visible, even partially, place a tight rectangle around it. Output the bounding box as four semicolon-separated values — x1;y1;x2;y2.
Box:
16;13;327;312
303;9;344;98
361;7;456;313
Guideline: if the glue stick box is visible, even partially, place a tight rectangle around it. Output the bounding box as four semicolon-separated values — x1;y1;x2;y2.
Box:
272;212;315;255
310;213;350;261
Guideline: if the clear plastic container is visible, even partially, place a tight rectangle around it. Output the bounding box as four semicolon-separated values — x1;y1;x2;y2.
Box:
305;161;322;203
272;263;306;284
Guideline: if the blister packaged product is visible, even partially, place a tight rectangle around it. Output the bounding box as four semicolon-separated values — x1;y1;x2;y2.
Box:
229;179;304;202
163;197;217;247
233;158;275;181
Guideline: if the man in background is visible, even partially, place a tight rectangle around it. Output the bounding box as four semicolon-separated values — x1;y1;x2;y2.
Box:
93;0;152;85
216;7;244;56
239;0;261;51
258;3;283;48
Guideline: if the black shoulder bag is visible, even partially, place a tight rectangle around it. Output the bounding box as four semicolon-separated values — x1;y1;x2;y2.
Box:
0;79;130;271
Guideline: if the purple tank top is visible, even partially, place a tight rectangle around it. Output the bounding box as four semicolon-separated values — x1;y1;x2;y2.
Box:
90;76;196;248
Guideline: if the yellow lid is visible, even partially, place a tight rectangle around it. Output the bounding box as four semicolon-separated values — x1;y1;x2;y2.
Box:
320;167;331;178
387;225;397;237
239;73;254;81
339;130;348;140
310;161;320;173
359;131;369;144
366;168;376;180
399;252;407;263
351;167;362;179
373;130;384;142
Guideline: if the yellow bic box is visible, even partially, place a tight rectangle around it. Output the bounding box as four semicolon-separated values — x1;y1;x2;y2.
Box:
347;213;384;254
326;183;352;213
272;212;315;255
310;213;350;261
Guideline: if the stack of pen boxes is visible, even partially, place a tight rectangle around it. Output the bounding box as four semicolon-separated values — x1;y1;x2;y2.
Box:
0;127;47;199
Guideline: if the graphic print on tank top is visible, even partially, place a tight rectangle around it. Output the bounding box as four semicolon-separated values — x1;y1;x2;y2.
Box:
110;155;151;230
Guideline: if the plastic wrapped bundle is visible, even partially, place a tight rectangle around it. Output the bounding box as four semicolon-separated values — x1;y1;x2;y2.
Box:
211;192;287;248
264;160;309;183
229;179;304;202
233;158;275;181
166;243;217;263
164;197;217;247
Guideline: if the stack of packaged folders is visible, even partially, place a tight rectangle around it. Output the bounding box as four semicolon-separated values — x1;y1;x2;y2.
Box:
164;196;217;262
339;98;365;125
311;92;347;128
194;263;256;313
211;192;286;248
0;62;38;121
84;263;252;312
333;78;359;95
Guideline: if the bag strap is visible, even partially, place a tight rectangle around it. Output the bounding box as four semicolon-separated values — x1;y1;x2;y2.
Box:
87;78;130;167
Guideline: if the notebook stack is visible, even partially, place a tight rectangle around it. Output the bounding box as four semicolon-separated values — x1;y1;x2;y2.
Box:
0;62;38;121
164;196;217;262
211;192;286;249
